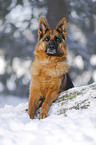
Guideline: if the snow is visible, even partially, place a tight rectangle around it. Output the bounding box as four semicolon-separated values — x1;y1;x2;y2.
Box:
0;83;96;145
0;95;28;108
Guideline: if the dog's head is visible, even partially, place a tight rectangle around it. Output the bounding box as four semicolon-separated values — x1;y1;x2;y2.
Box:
35;17;67;58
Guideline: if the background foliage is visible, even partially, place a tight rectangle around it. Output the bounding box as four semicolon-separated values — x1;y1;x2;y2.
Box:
0;0;96;96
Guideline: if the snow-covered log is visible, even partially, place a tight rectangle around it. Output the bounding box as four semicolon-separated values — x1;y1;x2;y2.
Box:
36;83;96;117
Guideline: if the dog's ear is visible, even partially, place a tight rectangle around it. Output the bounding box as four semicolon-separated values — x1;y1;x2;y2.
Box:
56;18;67;39
38;17;49;40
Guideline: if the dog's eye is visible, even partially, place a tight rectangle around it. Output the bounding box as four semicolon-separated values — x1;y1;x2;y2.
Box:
43;37;50;42
54;36;61;43
45;38;49;42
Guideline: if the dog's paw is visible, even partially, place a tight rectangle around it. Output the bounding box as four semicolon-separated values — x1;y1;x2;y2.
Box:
38;112;48;119
28;110;34;119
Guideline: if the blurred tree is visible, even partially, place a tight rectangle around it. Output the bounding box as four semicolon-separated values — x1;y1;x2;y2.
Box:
47;0;70;29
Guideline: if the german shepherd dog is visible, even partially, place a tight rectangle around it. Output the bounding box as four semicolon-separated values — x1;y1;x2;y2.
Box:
28;17;74;119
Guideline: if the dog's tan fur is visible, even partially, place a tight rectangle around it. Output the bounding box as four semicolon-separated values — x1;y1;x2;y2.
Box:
28;17;69;119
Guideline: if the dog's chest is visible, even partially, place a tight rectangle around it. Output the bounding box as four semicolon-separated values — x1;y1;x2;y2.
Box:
32;61;56;76
31;59;68;77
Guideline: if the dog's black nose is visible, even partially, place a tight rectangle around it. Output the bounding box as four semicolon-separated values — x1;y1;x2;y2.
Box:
49;44;55;49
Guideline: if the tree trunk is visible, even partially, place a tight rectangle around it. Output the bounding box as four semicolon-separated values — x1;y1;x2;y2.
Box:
46;0;70;29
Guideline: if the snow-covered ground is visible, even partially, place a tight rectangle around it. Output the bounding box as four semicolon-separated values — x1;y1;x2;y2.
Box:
0;83;96;145
0;95;28;108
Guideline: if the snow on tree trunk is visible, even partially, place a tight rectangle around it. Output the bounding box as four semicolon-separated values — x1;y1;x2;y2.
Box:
36;83;96;117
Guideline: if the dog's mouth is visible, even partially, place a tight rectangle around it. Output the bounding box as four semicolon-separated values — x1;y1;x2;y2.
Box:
45;48;58;56
45;43;58;56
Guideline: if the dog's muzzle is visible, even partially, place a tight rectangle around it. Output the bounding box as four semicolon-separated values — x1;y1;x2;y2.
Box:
45;43;58;56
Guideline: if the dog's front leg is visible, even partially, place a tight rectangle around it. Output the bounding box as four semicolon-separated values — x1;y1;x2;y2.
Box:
28;91;42;119
38;90;58;119
28;93;35;119
28;81;41;119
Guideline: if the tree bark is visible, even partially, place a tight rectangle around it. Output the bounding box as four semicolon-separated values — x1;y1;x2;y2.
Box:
46;0;70;29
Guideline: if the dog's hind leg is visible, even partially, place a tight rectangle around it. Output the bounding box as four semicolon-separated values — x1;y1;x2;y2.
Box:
65;73;74;90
